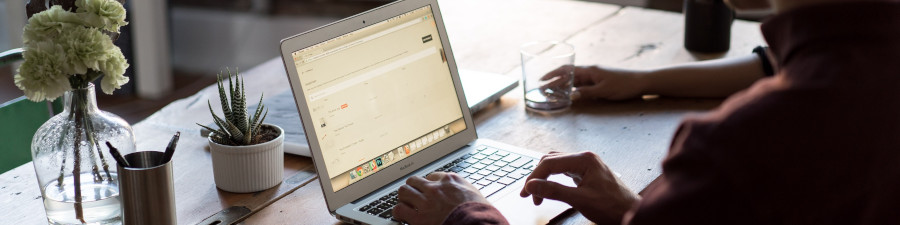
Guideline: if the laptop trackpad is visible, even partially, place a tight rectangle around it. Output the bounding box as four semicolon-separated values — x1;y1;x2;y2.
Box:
491;174;576;224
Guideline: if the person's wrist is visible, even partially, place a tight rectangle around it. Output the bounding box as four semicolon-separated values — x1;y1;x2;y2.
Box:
631;70;652;96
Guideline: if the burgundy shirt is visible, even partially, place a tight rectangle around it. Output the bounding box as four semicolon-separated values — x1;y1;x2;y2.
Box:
445;1;900;225
630;1;900;224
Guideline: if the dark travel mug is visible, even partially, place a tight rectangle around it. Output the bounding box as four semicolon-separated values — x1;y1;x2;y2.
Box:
684;0;735;53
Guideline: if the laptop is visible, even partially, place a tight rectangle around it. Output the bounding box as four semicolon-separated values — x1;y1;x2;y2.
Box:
198;68;514;157
279;0;570;224
458;69;517;114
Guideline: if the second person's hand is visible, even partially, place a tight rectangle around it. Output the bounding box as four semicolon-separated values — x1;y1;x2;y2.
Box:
543;66;648;101
519;151;640;225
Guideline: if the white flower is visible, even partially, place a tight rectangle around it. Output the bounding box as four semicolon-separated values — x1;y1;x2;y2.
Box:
75;0;128;33
14;41;72;101
99;50;130;95
58;26;116;75
17;0;131;101
22;6;83;44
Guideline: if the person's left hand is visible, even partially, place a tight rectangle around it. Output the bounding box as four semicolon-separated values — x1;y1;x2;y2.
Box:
392;172;489;225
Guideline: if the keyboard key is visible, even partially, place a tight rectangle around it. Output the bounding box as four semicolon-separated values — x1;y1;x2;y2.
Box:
509;169;531;179
485;175;500;181
463;167;478;174
367;208;381;215
501;166;516;172
522;162;537;170
507;172;526;179
480;159;495;165
465;158;479;164
472;163;487;169
482;148;498;155
473;184;485;190
379;210;393;219
477;169;492;176
501;155;520;162
473;154;487;160
509;157;532;168
492;160;508;167
497;177;517;185
485;165;501;171
456;171;471;178
492;171;509;177
450;166;464;172
495;150;510;157
476;179;492;186
360;205;371;212
481;183;505;197
476;145;488;151
468;174;484;181
465;176;478;184
456;162;472;168
488;155;503;161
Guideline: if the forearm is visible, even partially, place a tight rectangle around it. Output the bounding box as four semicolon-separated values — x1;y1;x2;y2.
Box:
639;54;766;98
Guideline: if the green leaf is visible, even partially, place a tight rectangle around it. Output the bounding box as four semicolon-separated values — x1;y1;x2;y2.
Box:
208;101;231;137
197;123;229;138
216;73;232;124
211;134;234;146
224;119;245;145
253;109;268;140
250;94;265;133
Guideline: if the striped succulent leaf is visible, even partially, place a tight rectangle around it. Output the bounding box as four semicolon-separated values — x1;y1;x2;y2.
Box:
198;68;268;146
216;74;232;124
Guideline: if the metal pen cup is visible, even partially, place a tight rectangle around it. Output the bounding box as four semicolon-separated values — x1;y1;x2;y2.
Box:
117;151;176;225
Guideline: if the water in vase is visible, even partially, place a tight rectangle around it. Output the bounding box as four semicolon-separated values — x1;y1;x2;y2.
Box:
42;172;122;225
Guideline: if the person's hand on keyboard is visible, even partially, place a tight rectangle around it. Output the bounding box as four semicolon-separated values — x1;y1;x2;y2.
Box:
519;151;639;225
392;172;487;225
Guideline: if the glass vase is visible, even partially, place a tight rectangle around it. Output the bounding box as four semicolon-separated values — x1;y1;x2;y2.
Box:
31;83;136;225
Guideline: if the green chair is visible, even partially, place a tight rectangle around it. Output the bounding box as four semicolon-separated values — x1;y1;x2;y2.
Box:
0;97;61;173
0;48;62;173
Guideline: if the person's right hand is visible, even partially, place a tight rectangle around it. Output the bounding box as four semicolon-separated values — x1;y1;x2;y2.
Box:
519;151;639;225
543;66;647;101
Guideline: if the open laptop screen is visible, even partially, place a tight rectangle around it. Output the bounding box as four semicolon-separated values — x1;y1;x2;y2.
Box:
290;5;465;192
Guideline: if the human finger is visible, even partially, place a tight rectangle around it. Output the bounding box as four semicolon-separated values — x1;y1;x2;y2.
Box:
425;171;450;181
391;202;419;224
523;179;582;205
406;175;430;191
397;184;427;210
519;152;565;197
520;153;589;197
540;65;574;81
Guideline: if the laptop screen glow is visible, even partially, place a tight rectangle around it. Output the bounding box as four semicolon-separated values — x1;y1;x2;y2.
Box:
290;5;466;192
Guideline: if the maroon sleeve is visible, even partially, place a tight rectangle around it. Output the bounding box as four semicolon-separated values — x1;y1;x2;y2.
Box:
441;202;510;225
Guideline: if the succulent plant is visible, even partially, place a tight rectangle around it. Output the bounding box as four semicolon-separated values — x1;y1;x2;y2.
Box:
197;69;268;146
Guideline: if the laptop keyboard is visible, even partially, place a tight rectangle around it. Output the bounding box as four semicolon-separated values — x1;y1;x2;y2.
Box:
357;144;537;220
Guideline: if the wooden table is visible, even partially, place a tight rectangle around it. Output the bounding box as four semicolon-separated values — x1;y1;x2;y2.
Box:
0;0;765;224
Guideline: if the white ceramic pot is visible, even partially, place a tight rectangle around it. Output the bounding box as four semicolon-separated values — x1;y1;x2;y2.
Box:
208;124;284;193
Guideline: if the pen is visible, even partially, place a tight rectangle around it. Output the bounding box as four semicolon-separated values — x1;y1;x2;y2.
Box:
161;131;181;165
106;142;130;168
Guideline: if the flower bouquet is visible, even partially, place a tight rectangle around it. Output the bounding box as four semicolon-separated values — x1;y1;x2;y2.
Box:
14;0;136;224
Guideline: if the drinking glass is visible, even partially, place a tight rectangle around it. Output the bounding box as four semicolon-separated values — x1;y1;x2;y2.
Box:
520;41;575;112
